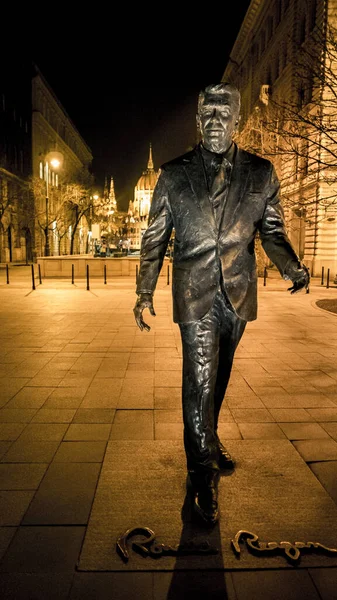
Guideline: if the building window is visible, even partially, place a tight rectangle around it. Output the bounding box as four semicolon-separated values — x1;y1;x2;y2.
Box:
266;16;274;42
39;161;43;179
260;30;266;54
55;174;59;188
299;16;306;44
309;0;317;31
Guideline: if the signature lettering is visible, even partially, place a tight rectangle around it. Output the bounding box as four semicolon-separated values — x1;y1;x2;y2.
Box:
116;526;218;563
231;530;337;563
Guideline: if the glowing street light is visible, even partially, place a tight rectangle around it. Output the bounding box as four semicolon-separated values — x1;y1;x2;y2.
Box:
44;151;63;256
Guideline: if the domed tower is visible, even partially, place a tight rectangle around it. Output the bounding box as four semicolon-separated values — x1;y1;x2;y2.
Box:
134;143;159;219
128;144;159;249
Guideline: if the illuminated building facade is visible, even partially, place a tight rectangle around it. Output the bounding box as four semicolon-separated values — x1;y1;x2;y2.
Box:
223;0;337;277
32;64;93;257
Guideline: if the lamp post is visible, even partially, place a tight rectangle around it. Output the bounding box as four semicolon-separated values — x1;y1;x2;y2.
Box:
44;151;63;257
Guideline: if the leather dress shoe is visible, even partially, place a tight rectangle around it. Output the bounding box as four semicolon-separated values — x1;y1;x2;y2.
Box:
217;437;235;470
189;471;219;526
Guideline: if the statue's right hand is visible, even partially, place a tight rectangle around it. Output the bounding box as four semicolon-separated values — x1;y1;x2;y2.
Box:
133;293;156;332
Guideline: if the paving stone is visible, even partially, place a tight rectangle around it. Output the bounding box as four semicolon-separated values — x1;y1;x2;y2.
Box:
0;379;30;407
269;408;314;422
70;572;152;600
117;386;154;409
217;422;242;440
154;387;181;409
80;379;123;408
154;422;183;440
53;441;107;462
31;409;76;423
230;408;275;422
154;410;182;423
0;442;11;460
64;424;112;441
231;569;320;600
279;422;330;440
310;461;337;505
307;408;337;421
226;396;265;408
217;408;235;422
17;423;68;441
0;463;48;489
308;567;337;600
238;423;286;439
0;422;26;441
5;386;54;409
22;463;100;525
0;528;16;561
0;409;37;423
154;370;182;387
0;490;35;525
73;408;115;423
1;440;60;463
0;526;85;572
293;439;337;462
321;422;337;441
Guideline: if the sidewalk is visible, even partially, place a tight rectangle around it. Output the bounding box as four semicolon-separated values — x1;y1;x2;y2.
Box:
0;269;337;599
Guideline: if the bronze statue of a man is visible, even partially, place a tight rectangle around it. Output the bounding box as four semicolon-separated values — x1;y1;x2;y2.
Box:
134;83;309;526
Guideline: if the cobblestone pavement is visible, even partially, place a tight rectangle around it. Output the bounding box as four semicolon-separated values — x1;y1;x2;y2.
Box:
0;266;337;599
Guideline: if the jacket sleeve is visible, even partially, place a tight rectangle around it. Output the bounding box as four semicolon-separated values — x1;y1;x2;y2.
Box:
258;164;299;276
136;169;173;295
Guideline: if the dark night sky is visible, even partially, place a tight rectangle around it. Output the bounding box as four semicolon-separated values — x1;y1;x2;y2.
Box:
29;3;251;211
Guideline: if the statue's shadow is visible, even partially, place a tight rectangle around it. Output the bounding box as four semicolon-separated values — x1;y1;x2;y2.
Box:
165;473;232;600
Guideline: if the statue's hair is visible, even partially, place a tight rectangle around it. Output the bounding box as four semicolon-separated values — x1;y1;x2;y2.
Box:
198;82;241;113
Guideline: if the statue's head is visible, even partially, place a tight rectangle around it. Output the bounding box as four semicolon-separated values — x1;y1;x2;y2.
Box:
197;83;241;154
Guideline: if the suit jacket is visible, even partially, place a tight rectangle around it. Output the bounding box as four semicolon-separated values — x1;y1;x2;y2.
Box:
136;143;299;323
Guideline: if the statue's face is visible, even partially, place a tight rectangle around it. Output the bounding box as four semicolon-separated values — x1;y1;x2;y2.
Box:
197;89;240;154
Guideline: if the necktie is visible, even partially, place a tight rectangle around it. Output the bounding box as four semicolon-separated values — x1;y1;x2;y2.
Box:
210;158;231;208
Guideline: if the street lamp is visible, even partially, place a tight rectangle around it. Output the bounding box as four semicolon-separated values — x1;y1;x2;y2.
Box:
44;151;63;256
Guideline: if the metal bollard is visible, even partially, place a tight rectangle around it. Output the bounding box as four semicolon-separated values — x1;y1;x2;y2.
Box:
31;264;36;290
71;264;74;285
86;265;90;291
38;264;42;285
263;266;267;286
6;264;9;284
321;266;324;286
327;268;330;289
104;264;107;285
167;264;170;285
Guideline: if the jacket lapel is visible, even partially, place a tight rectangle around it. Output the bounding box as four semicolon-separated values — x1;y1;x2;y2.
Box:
220;147;251;235
183;147;216;228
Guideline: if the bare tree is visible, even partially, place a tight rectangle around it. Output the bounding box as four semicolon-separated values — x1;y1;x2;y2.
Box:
238;24;337;221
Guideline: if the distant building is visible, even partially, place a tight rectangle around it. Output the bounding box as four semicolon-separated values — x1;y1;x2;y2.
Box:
32;64;93;257
0;61;94;262
127;144;159;249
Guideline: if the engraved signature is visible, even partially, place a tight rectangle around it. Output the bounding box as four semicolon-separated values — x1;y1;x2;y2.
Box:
116;526;218;563
231;529;337;563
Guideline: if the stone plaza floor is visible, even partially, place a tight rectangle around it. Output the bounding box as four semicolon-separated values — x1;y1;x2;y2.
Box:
0;266;337;598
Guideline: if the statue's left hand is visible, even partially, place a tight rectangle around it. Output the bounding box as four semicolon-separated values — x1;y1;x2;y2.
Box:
284;262;310;294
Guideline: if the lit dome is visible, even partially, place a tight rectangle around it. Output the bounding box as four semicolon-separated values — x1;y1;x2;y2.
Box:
136;144;159;191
